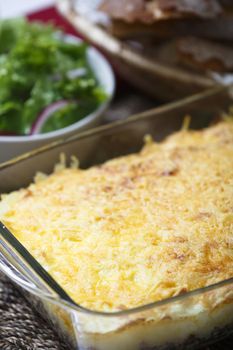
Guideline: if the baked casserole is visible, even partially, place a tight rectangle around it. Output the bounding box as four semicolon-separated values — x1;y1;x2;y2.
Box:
0;119;233;348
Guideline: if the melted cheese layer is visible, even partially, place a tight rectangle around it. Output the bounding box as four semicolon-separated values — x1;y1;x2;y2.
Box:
0;121;233;312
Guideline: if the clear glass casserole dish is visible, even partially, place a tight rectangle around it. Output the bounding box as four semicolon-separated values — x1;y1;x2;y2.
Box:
0;85;233;350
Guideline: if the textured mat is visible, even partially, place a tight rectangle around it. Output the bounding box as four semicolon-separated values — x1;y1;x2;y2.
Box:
0;274;68;350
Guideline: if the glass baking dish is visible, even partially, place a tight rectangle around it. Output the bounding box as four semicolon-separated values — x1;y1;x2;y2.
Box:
0;85;233;350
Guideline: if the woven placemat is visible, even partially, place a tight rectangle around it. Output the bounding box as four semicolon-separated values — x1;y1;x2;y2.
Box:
0;92;232;349
0;273;68;350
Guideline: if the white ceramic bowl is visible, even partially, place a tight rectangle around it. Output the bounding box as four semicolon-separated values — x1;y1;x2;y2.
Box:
0;37;115;163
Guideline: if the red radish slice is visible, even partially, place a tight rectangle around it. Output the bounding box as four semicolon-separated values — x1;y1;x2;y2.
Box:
30;100;69;135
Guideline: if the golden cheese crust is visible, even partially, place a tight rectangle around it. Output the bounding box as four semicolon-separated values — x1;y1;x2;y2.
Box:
0;121;233;312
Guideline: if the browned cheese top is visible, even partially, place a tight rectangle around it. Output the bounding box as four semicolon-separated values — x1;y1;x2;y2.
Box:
0;120;232;311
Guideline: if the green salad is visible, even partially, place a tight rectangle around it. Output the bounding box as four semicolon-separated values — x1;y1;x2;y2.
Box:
0;18;107;135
